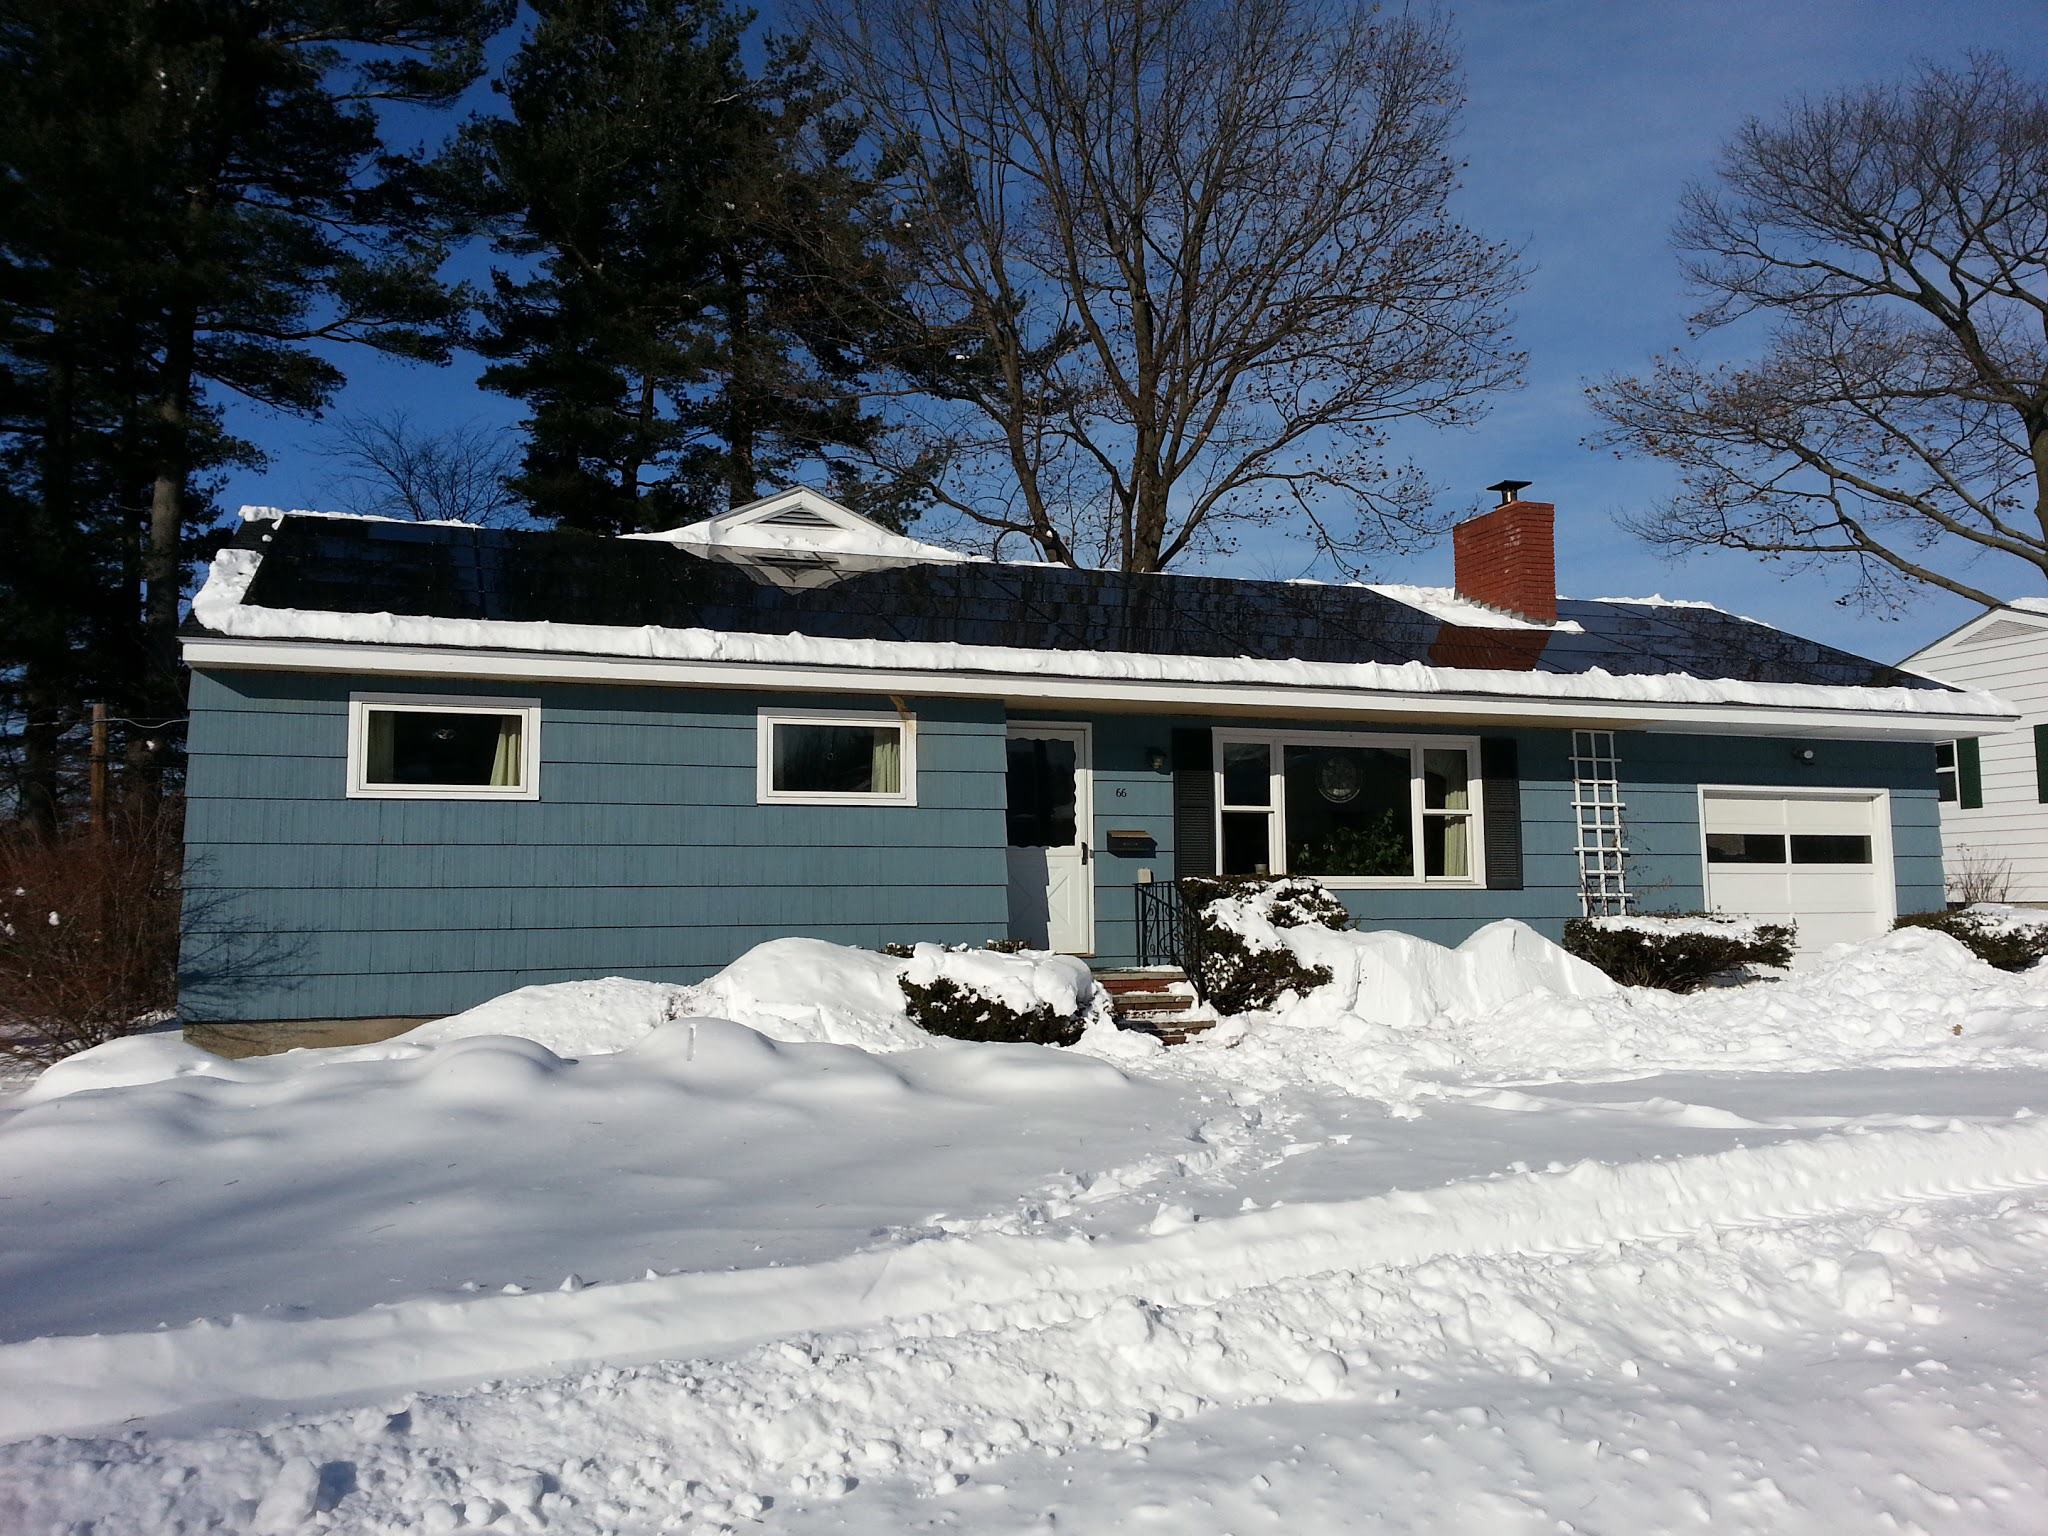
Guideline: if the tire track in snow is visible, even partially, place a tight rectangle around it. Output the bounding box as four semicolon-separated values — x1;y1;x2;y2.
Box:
5;1112;2048;1443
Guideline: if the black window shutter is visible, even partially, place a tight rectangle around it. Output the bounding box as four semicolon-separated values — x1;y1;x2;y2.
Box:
1959;737;1983;809
1480;736;1523;890
2035;726;2048;804
1171;728;1215;877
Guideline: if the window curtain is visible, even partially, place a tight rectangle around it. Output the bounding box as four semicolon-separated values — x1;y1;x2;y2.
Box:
1439;814;1470;877
870;730;902;794
489;718;523;788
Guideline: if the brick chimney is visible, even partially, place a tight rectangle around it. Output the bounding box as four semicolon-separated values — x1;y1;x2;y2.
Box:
1452;480;1557;625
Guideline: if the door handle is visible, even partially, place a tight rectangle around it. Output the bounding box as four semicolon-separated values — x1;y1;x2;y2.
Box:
1081;841;1090;865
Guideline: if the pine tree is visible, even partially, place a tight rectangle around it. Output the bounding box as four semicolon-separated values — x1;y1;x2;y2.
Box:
0;0;512;813
460;0;917;535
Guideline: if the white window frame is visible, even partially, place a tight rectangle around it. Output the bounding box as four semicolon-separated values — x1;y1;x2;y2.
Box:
346;692;542;800
756;706;918;807
1212;728;1485;888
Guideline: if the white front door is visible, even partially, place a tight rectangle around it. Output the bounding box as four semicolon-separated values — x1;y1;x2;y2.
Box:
1701;788;1891;952
1005;723;1094;954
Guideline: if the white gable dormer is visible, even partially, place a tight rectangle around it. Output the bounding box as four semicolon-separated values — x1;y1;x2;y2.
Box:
624;487;967;589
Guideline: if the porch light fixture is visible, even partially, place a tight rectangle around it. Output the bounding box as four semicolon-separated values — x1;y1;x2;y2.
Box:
1147;748;1169;773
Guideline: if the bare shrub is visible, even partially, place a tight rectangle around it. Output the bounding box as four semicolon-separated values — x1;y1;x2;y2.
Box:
0;803;182;1062
1947;844;2015;907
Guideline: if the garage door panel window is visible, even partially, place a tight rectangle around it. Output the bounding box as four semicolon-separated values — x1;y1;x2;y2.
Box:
1706;832;1786;864
1790;834;1873;864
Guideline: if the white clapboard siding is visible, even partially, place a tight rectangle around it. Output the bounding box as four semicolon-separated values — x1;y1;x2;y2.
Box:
1905;607;2048;904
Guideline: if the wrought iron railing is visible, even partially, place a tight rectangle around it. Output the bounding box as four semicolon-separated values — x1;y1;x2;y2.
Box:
1134;879;1207;996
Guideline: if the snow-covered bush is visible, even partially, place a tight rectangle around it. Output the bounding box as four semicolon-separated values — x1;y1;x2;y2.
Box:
1181;877;1349;1015
899;976;1084;1045
0;803;182;1061
1895;906;2048;972
897;944;1096;1046
1562;912;1794;992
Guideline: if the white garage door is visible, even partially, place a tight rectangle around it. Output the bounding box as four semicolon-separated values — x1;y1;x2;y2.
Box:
1701;790;1890;951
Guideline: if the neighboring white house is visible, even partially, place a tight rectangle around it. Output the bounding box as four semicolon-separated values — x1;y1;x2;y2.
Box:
1903;602;2048;905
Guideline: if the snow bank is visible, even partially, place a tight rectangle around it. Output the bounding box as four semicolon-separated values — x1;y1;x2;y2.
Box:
1183;912;2048;1098
400;975;692;1055
0;1014;1206;1353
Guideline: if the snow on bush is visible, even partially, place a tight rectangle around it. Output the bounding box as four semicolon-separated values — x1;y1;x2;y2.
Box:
1563;911;1795;991
1896;905;2048;971
899;944;1102;1045
1181;878;1347;1014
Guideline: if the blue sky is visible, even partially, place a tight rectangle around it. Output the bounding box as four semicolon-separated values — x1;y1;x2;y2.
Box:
220;0;2043;664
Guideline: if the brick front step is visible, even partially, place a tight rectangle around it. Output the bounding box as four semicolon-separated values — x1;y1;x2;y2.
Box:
1094;965;1209;1045
1116;1016;1218;1047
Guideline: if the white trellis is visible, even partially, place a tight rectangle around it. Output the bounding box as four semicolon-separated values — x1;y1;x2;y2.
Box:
1571;730;1632;916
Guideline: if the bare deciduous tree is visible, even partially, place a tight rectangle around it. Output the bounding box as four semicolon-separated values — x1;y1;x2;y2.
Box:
804;0;1523;571
1589;54;2048;608
317;408;522;527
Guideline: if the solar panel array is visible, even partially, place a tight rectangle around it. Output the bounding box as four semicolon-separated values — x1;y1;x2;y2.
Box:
225;517;1947;692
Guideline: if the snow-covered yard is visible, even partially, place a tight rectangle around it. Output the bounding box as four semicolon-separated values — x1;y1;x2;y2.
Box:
5;920;2048;1533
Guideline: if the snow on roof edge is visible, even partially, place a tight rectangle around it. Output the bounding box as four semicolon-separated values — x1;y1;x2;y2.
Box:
186;546;2014;724
238;505;483;530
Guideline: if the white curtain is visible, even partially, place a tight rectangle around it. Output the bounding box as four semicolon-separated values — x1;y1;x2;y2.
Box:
489;717;523;787
1440;815;1470;877
870;729;902;794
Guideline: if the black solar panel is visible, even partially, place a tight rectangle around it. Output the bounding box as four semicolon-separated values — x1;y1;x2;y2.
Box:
217;518;1949;693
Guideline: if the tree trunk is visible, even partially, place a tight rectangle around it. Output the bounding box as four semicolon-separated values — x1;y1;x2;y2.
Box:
136;309;196;805
723;252;756;509
19;668;63;833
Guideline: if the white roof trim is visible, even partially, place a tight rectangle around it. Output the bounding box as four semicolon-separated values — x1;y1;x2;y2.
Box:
1903;601;2048;663
181;634;2016;739
186;545;2015;737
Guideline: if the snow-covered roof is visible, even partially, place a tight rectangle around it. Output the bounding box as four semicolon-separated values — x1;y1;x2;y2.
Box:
182;503;2015;735
1360;583;1584;633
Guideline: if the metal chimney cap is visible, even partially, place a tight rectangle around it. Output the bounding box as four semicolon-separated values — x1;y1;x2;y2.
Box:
1486;479;1534;505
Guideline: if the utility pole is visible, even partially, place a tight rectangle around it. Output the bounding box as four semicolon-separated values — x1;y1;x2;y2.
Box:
90;701;108;830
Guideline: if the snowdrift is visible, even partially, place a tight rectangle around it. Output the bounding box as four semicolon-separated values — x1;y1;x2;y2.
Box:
1185;887;2048;1097
410;938;1103;1058
0;1017;1198;1348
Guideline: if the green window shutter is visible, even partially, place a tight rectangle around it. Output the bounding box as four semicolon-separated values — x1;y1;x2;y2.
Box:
1959;737;1983;809
2036;725;2048;804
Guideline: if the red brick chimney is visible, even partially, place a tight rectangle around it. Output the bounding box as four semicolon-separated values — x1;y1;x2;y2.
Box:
1452;480;1557;625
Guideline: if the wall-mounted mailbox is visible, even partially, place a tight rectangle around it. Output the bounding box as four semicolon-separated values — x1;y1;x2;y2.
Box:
1103;828;1156;856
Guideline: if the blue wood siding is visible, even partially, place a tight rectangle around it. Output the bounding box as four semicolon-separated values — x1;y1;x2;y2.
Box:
1617;732;1945;920
1064;718;1944;961
182;670;1010;1021
183;666;1947;1022
1064;718;1581;957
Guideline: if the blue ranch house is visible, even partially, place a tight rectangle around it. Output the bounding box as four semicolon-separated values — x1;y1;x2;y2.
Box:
178;484;2013;1031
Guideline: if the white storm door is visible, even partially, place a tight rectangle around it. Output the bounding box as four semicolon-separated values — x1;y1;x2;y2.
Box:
1701;789;1889;951
1005;724;1095;954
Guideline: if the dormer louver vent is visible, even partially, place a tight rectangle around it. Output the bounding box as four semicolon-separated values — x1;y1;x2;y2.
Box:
760;507;837;529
